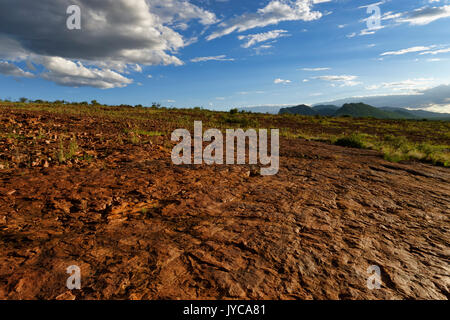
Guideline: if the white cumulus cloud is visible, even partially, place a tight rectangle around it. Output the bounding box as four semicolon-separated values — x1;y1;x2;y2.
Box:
207;0;324;41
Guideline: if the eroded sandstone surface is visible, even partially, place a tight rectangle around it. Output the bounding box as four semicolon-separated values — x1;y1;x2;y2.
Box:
0;109;449;299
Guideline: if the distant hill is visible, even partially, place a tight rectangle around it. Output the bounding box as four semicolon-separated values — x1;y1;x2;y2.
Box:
381;107;450;120
277;102;450;120
334;103;410;119
379;107;417;119
239;106;284;114
336;103;450;120
313;105;340;116
279;104;317;116
279;103;396;118
242;102;450;120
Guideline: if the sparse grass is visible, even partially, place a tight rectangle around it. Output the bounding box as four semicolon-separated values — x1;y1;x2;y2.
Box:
56;137;79;163
117;135;124;145
379;137;450;167
56;139;65;163
135;130;164;137
334;133;372;149
1;101;449;167
331;133;450;167
68;139;79;159
124;128;165;144
3;133;25;140
80;154;94;163
129;132;140;145
219;114;259;128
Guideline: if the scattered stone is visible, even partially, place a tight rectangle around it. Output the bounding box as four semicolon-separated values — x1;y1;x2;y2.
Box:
56;291;76;300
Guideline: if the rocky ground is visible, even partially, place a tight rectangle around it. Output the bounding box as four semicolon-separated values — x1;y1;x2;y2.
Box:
0;108;449;299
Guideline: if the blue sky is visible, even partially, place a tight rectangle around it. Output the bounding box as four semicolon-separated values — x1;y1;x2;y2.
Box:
1;0;450;112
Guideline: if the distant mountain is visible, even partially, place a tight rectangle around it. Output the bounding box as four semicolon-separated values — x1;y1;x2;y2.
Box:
334;103;408;119
378;107;417;119
381;107;450;120
313;105;340;116
279;104;317;116
333;103;450;120
279;103;399;119
242;102;450;120
239;106;284;114
315;84;450;113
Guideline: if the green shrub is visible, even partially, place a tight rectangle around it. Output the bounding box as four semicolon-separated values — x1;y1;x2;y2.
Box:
383;135;409;149
220;114;258;128
334;133;368;149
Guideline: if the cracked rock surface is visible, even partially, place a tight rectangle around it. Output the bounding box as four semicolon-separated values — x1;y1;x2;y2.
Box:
0;110;449;299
